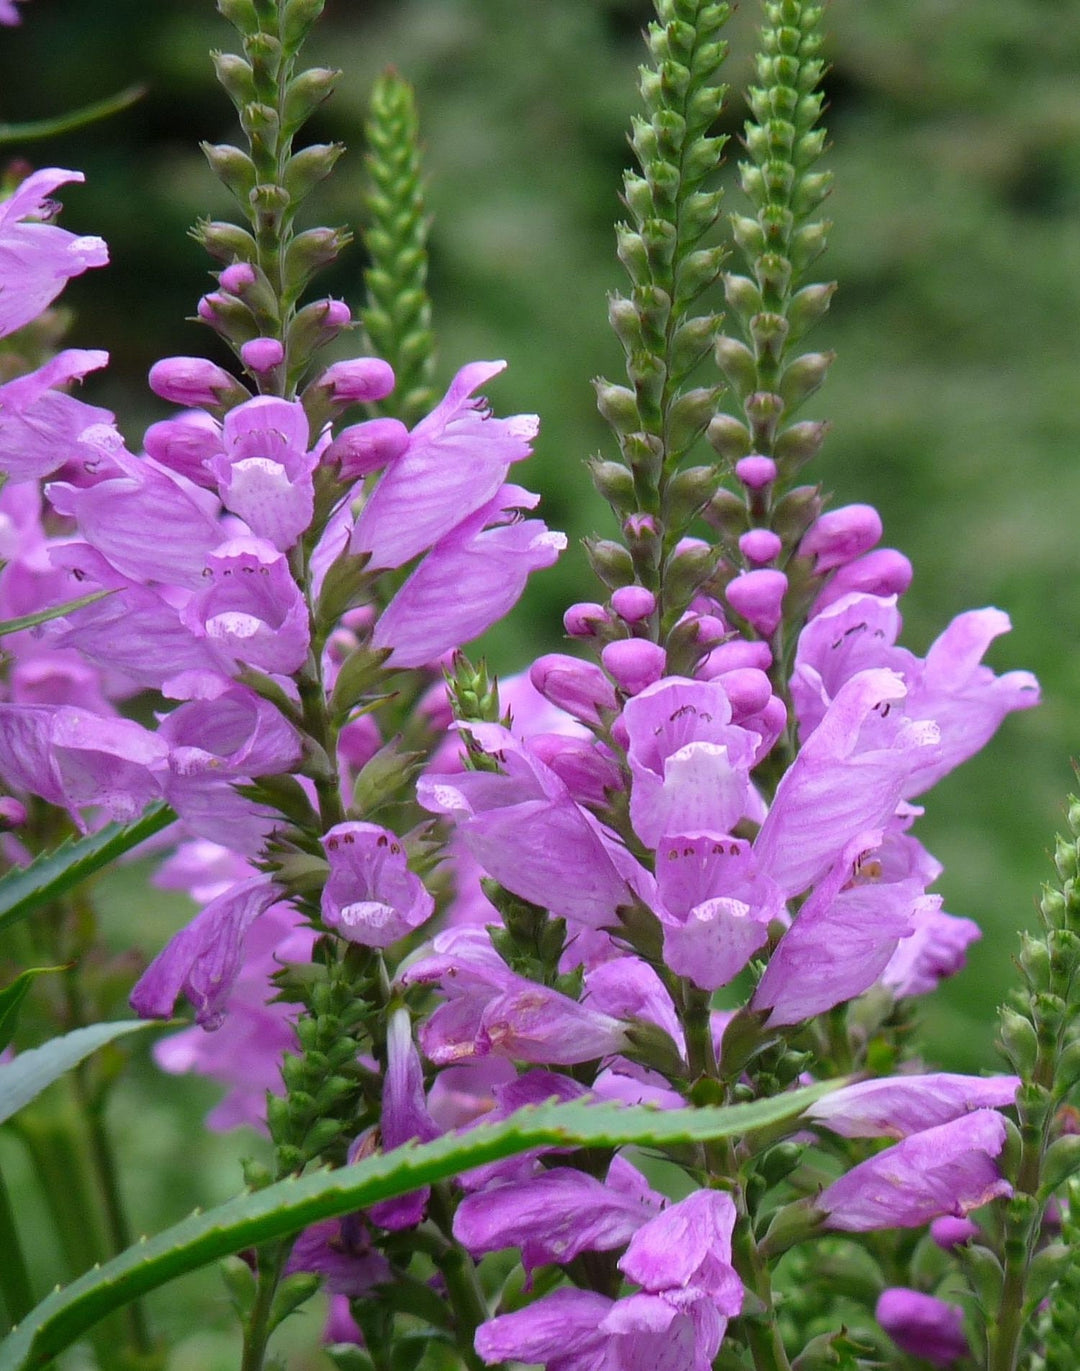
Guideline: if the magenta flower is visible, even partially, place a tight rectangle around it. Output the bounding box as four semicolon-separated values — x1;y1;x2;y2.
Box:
0;703;166;825
806;1072;1019;1139
475;1288;618;1371
820;1110;1012;1232
621;677;758;849
0;350;112;481
454;1158;661;1272
0;168;108;337
371;484;565;669
353;360;538;570
320;822;434;947
876;1288;969;1367
367;1008;440;1229
418;723;650;930
183;536;310;675
751;831;924;1026
208;396;318;550
47;424;222;589
753;669;938;898
130;874;283;1028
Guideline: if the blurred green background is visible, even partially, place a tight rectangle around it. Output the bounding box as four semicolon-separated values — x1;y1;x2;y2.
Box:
1;0;1078;1360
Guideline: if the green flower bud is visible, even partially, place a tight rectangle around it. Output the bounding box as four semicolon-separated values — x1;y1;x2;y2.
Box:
755;249;792;298
663;539;719;605
608;294;644;353
745;389;785;448
723;272;764;320
790;219;830;272
779;349;834;409
675;245;725;304
794;127;827;169
793;170;833;216
1041;1136;1080;1198
787;281;835;341
221;1255;257;1316
201;142;257;204
1056;836;1080;883
670;314;720;378
594;378;641;435
301;1117;345;1160
999;1005;1039;1075
957;1240;1004;1309
194;218;259;263
216;0;259;35
243;31;283;83
714;335;757;396
585;538;636;589
1055;1039;1080;1095
352;740;423;814
282;66;340;135
1067;795;1080;836
772;484;823;541
1042;883;1068;928
621;432;664;485
616;225;650;285
664;464;720;527
249;182;290;218
757;1140;804;1189
283;142;344;203
622;172;654;223
775;418;829;467
282;0;327;48
588;458;637;514
622;1019;688;1081
1019;931;1052;991
730;213;766;257
212;52;256;107
750;310;789;365
703;486;749;538
758;1196;826;1258
666;386;718;453
706;412;752;461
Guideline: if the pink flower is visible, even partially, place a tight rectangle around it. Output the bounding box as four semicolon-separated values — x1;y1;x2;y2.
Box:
320;822;434;948
0;350;112;482
0;169;108;337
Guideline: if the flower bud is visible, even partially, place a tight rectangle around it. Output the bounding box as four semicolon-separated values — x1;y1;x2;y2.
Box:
774;418;829;467
779;350;834;410
315;355;395;405
811;547;912;614
998;1006;1038;1076
212;52;255;107
703;486;748;538
787;281;836;340
875;1289;968;1368
326;416;409;480
219;261;257;294
240;336;285;373
706;412;751;461
587;458;636;513
601;639;666;696
726;569;787;636
717;666;772;719
610;585;656;624
529;653;617;725
930;1216;979;1250
799;503;882;572
722;272;764;320
563;602;610;638
772;484;822;541
283;142;344;203
714;335;757;396
584;537;635;589
216;0;260;35
735;454;777;490
283;0;327;47
282;226;351;295
148;356;250;409
194;219;258;263
0;796;27;830
663;464;718;527
282;66;340;134
201;142;257;202
594;378;639;434
739;528;782;564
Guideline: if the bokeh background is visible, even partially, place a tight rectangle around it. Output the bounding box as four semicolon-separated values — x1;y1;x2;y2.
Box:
2;1;1078;1362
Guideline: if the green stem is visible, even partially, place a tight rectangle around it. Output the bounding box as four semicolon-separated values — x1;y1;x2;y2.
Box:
0;1159;34;1329
240;1238;293;1371
427;1183;490;1371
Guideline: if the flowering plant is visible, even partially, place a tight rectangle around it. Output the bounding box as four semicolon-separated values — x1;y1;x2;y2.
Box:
0;3;1075;1371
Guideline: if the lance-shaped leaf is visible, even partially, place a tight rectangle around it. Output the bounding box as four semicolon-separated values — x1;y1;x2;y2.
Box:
0;1019;170;1126
0;802;175;935
0;590;113;639
0;967;65;1053
0;1082;838;1370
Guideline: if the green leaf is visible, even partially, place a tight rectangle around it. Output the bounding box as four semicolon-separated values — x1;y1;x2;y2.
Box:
0;967;65;1054
0;1019;168;1126
0;1082;837;1370
0;590;113;639
0;802;175;936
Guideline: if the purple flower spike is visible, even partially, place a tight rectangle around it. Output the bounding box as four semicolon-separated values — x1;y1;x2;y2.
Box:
807;1072;1019;1139
130;874;283;1028
820;1110;1012;1232
211;395;317;550
0;168;108;338
321;822;434;947
876;1289;969;1367
353;361;537;570
184;536;309;675
0;350;112;482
